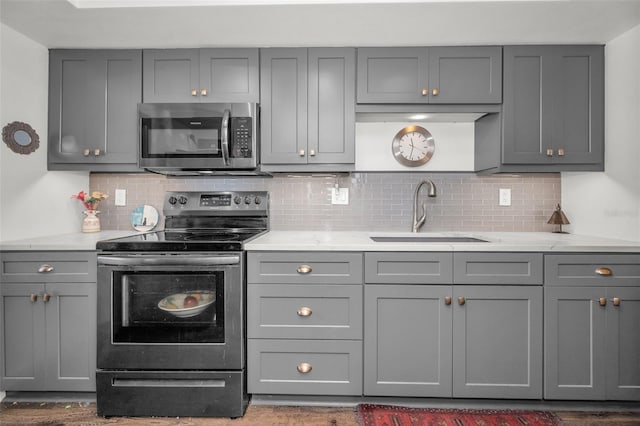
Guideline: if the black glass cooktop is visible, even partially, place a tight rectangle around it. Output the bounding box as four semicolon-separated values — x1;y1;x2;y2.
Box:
96;229;266;252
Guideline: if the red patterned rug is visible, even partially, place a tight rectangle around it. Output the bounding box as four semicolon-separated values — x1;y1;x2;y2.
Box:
356;404;562;426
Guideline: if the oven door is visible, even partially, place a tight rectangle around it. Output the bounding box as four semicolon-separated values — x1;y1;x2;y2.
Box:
97;252;244;370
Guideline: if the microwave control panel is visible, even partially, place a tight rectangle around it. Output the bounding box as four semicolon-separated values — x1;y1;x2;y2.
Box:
230;117;253;158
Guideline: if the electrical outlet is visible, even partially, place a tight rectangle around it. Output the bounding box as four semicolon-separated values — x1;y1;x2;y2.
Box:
499;188;511;206
331;188;349;205
115;189;127;206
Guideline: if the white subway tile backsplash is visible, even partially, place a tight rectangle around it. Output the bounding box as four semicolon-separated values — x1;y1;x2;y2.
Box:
90;172;561;233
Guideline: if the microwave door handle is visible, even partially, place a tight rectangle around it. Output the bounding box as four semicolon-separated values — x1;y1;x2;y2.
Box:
221;109;230;166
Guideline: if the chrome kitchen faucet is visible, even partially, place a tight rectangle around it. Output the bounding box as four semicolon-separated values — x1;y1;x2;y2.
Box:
412;179;437;232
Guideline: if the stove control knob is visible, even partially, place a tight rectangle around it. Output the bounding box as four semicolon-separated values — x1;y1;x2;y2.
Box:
178;196;188;205
168;196;178;205
254;196;262;205
244;196;252;205
234;196;242;205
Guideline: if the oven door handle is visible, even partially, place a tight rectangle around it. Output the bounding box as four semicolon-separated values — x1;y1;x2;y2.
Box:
98;255;240;267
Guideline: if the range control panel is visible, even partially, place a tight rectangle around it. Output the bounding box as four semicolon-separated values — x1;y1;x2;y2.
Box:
163;191;268;215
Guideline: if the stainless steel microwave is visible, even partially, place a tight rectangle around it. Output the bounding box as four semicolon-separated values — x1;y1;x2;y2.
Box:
138;103;258;175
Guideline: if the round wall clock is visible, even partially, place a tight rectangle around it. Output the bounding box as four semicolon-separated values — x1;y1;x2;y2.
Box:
391;125;435;167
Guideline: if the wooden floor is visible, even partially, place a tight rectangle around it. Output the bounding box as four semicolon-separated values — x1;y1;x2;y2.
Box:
2;402;640;426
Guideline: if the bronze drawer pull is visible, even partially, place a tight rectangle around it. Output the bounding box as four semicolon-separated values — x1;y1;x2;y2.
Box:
38;264;54;273
296;362;313;374
296;265;312;274
612;297;621;307
297;307;313;317
30;293;38;303
297;363;312;374
595;267;612;276
598;297;607;306
444;296;452;306
421;88;429;96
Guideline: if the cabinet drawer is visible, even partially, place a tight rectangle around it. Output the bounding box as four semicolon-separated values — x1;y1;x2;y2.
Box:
247;339;362;395
545;254;640;286
247;252;362;284
365;252;453;284
454;252;543;285
247;284;362;339
1;252;97;283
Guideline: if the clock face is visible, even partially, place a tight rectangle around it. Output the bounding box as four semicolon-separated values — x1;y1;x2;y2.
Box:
392;125;435;167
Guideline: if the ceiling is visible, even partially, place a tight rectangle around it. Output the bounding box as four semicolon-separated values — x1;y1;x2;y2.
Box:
1;0;640;49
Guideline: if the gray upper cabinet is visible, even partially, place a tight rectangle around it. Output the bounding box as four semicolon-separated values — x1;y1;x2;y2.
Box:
143;48;259;103
1;252;97;392
357;46;502;104
48;50;142;172
260;48;356;171
478;45;604;173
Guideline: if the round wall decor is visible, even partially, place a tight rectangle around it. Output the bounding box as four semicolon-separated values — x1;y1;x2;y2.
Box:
2;121;40;155
391;125;435;167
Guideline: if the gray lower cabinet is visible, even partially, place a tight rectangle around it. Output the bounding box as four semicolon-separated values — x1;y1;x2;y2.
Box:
48;50;142;172
476;45;604;173
356;46;502;104
364;252;542;399
0;252;97;391
544;254;640;401
260;48;356;172
246;251;363;395
364;284;453;397
142;48;259;103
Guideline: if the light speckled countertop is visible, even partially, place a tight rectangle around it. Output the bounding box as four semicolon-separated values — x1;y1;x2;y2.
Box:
245;231;640;252
2;230;639;253
0;230;138;251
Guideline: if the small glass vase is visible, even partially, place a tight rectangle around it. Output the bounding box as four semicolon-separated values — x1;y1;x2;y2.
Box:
82;210;101;233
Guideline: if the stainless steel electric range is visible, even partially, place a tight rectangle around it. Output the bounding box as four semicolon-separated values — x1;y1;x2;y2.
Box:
95;191;268;418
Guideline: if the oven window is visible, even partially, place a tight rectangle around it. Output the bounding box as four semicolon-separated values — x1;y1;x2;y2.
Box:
142;117;222;158
112;271;225;344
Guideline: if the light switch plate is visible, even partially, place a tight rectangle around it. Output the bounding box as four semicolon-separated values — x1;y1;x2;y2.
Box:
114;189;127;206
331;188;349;205
499;188;511;206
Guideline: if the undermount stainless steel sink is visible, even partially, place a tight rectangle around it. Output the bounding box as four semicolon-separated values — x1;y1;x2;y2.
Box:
370;236;488;243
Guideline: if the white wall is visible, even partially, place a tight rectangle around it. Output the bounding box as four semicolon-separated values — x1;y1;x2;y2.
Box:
0;24;88;242
561;23;640;242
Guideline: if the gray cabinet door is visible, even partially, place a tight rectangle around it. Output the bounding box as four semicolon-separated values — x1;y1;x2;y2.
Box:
453;285;543;399
1;283;46;390
544;286;607;400
605;286;640;401
260;48;308;165
428;46;502;104
308;48;355;164
502;45;604;167
357;47;429;103
364;285;453;397
142;49;199;102
48;50;141;171
45;282;97;391
199;48;259;103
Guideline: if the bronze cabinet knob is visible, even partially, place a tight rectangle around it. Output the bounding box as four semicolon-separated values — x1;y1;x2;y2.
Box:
458;297;466;306
444;296;452;306
598;297;607;306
